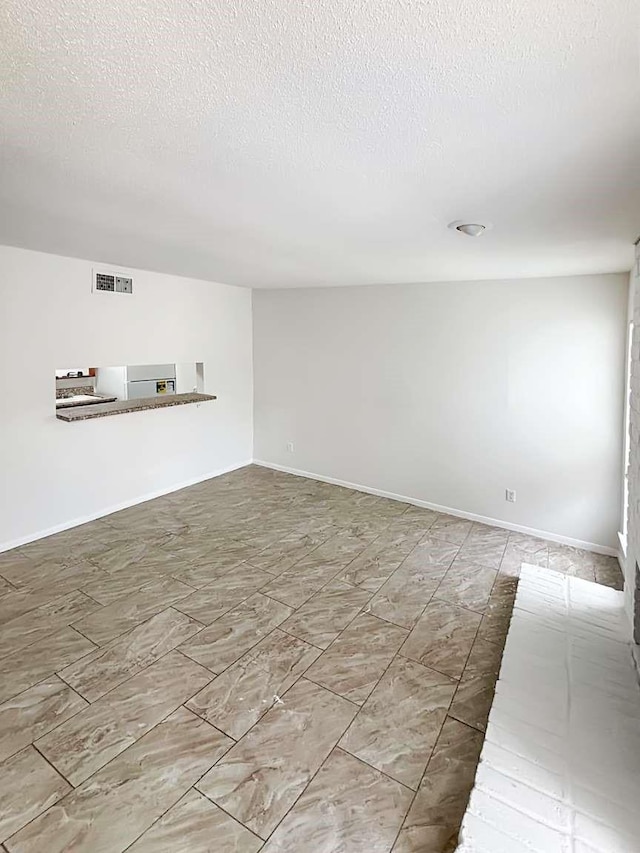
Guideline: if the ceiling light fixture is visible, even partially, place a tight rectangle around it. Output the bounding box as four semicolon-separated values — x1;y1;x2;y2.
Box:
448;220;491;237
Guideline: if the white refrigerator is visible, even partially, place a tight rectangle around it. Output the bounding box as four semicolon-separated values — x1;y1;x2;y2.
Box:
96;364;176;400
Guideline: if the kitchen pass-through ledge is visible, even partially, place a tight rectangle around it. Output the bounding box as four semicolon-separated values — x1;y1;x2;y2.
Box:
56;392;217;421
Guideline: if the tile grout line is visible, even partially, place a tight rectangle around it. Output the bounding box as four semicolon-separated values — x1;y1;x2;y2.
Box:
330;633;459;792
390;713;485;851
1;470;624;852
124;786;264;852
296;675;362;710
30;740;76;789
55;611;208;697
37;668;199;783
27;691;236;816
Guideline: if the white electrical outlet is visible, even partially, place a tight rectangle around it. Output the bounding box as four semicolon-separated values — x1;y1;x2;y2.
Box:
506;489;516;503
287;441;294;453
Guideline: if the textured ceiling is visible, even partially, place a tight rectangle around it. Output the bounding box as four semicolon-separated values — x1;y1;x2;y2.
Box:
1;0;639;287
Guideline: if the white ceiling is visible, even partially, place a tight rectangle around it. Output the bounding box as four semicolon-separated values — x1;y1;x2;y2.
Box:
1;0;639;288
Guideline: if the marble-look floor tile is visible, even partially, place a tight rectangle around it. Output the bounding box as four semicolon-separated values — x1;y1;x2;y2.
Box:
0;590;99;660
88;539;159;574
196;678;357;838
174;555;256;589
428;515;473;546
467;523;509;545
448;671;497;733
395;505;439;527
0;551;32;587
58;607;203;701
0;575;18;598
0;559;105;596
434;560;497;613
463;635;504;679
142;511;193;537
127;789;262;853
491;572;519;601
258;552;345;608
330;516;385;538
17;524;112;566
235;522;296;552
457;535;507;570
403;537;461;570
548;543;599;581
4;553;73;587
187;628;320;739
120;546;195;577
281;580;371;649
262;747;413;853
563;562;598;582
0;576;16;597
507;532;549;558
594;557;624;590
174;563;273;624
6;707;232;853
0;627;96;705
500;540;547;577
170;541;259;588
250;528;332;573
315;529;379;563
476;607;510;648
340;657;456;789
180;593;292;672
379;518;435;543
395;825;459;853
38;650;213;785
336;528;424;592
365;540;456;629
79;565;168;605
0;746;71;843
305;612;408;704
0;566;104;625
448;637;502;733
71;576;193;645
392;717;484;853
400;599;481;679
2;469;612;852
475;575;517;647
0;676;87;764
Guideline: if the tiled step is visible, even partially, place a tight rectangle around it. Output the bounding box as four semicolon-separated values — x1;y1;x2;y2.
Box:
457;564;640;853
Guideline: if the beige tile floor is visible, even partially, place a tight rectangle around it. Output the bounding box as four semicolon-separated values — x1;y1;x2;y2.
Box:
0;466;623;852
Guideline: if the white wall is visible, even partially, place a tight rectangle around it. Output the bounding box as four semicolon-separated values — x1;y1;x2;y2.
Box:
624;256;639;645
253;274;628;550
0;245;253;550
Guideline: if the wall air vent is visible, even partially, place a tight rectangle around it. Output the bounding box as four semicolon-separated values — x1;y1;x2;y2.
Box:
93;270;133;294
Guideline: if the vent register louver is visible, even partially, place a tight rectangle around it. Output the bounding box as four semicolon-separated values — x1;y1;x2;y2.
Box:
93;271;133;294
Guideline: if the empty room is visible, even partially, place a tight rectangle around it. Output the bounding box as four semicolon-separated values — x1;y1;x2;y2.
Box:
1;1;639;851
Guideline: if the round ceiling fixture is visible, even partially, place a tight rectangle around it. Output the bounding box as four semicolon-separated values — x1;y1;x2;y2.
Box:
448;220;492;237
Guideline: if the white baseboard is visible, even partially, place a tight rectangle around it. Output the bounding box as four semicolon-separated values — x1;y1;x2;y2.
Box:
0;459;253;554
253;459;618;557
2;457;619;558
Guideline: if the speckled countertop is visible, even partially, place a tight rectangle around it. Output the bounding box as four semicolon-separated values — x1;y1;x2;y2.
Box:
56;393;217;421
56;394;118;409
